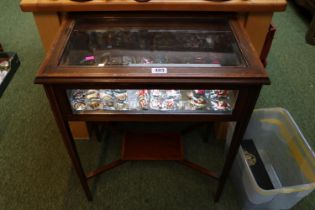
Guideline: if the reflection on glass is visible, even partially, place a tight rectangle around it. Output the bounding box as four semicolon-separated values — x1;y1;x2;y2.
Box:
68;89;238;114
60;26;245;67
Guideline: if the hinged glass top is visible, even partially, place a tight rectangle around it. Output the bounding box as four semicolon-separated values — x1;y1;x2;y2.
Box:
59;17;246;68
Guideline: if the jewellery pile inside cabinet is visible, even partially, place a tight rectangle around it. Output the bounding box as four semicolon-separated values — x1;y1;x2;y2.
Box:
68;89;236;113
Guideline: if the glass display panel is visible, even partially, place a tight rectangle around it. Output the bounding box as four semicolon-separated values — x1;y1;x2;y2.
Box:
60;19;245;68
67;89;238;114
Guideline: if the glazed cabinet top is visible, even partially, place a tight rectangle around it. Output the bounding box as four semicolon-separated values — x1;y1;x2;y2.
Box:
35;13;269;86
20;0;286;13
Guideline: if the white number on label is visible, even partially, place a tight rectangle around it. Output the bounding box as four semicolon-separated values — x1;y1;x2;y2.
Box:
151;68;167;74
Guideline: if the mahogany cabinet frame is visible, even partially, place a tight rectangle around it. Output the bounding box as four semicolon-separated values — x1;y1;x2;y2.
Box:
35;13;269;202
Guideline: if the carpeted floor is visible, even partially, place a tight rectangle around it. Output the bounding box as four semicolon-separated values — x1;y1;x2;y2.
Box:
0;0;314;209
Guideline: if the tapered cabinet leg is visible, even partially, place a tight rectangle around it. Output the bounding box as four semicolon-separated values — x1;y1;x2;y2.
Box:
33;12;61;53
63;127;93;201
245;13;273;56
214;120;247;202
44;86;92;201
214;87;262;202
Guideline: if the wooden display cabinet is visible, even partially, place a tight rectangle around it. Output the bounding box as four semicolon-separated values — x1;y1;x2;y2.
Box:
20;0;287;141
35;13;269;202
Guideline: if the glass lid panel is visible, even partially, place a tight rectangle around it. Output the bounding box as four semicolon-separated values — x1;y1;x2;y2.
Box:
59;18;246;68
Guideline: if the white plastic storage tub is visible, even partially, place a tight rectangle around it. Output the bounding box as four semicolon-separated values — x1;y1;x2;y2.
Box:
229;107;315;210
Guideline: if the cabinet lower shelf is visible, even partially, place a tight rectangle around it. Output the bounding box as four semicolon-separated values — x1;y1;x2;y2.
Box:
122;132;184;160
86;129;219;182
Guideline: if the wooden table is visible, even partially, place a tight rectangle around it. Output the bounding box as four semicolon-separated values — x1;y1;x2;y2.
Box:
20;0;287;140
